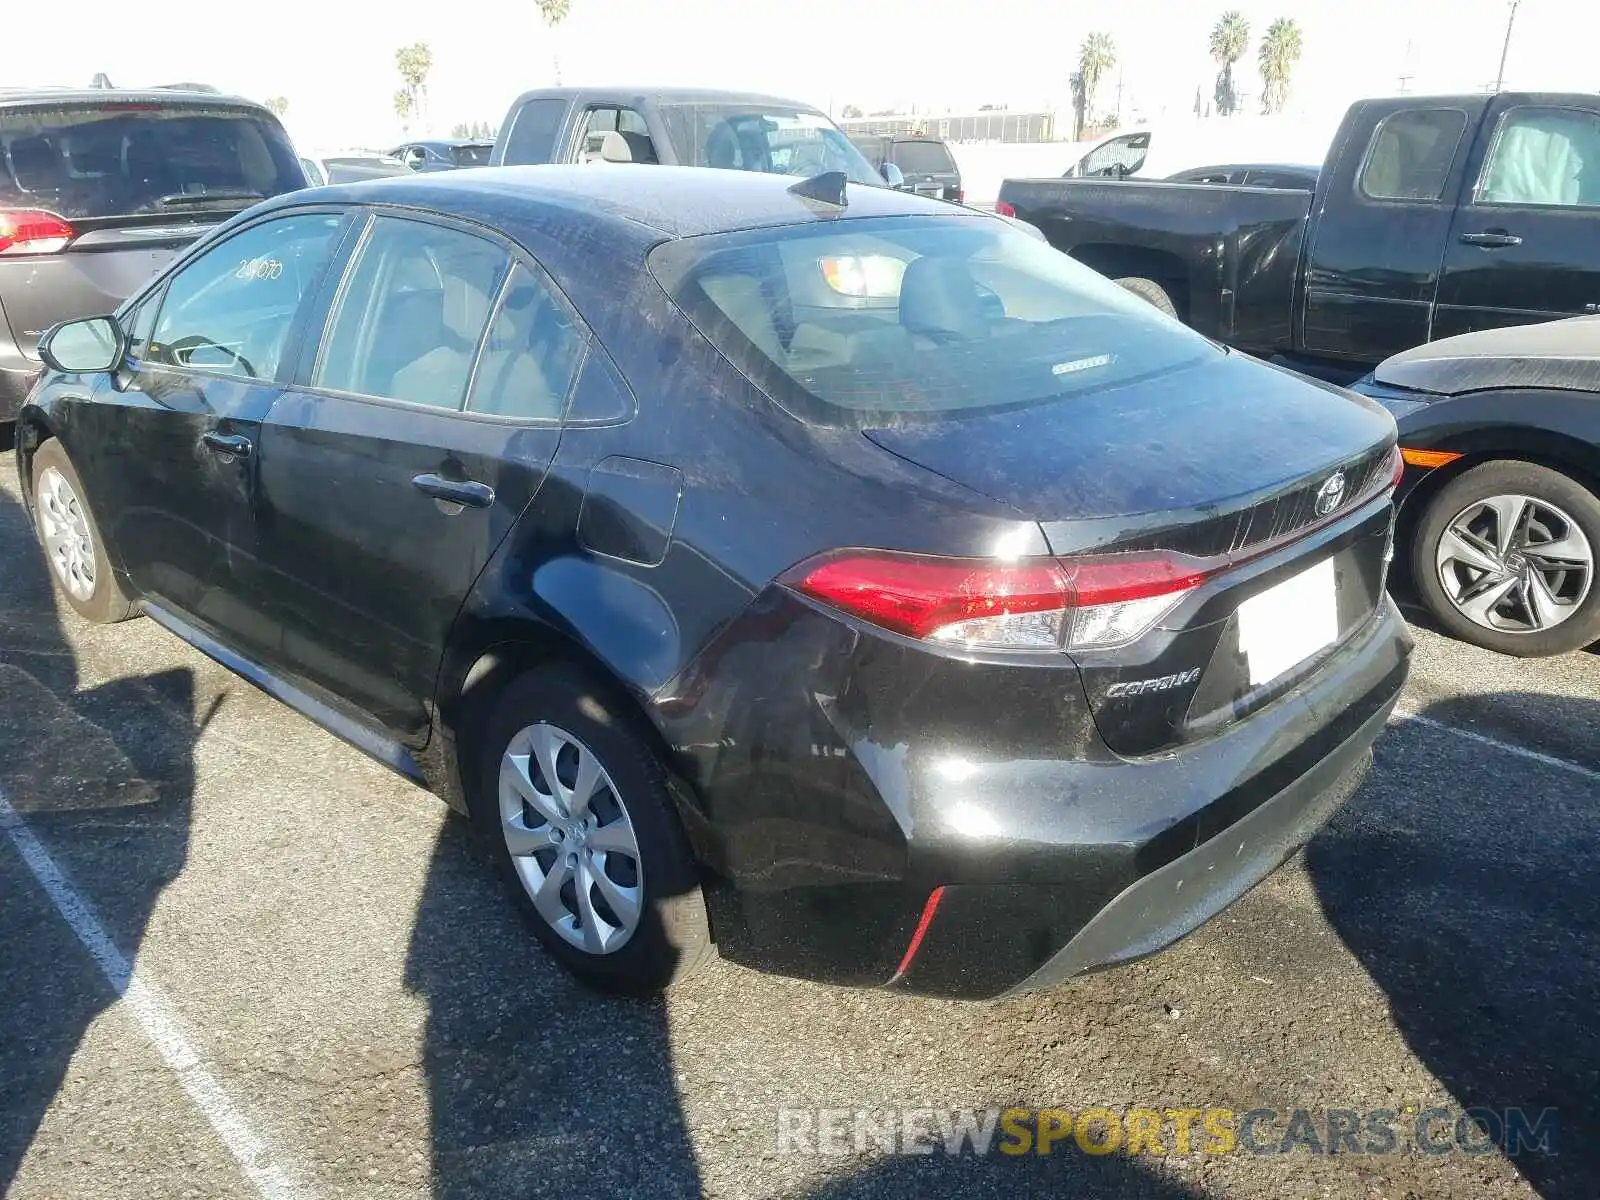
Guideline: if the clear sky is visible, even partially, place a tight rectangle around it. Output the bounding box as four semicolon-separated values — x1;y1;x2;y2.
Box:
13;0;1591;149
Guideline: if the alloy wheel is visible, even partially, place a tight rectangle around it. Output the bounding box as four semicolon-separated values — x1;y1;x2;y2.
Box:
1434;493;1593;634
498;722;644;954
36;466;97;603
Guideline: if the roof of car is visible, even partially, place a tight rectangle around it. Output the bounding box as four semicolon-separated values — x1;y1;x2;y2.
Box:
409;138;494;149
0;87;267;109
508;86;827;111
287;164;972;240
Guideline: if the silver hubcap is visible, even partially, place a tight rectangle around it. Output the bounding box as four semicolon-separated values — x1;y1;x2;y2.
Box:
498;723;643;954
36;466;97;602
1435;493;1593;633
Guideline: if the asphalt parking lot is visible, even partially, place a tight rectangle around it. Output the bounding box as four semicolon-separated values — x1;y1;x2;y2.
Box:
0;446;1595;1200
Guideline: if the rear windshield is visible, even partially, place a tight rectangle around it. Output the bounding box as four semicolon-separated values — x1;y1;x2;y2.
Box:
893;139;956;175
650;215;1218;427
658;104;881;186
0;102;303;219
452;143;493;167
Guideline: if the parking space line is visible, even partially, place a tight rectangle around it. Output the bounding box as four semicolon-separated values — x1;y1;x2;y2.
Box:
1392;709;1600;784
0;786;312;1200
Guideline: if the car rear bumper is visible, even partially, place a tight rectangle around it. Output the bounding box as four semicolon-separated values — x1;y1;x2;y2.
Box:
0;357;38;423
677;583;1410;998
890;594;1410;998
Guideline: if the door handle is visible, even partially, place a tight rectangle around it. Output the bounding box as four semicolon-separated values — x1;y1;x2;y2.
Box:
201;431;253;459
411;473;494;509
1458;230;1523;248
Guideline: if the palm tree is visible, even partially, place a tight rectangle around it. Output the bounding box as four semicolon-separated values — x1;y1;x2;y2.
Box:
395;43;433;131
1258;18;1304;114
1210;10;1250;117
1073;32;1117;141
264;96;289;118
393;89;414;134
536;0;571;84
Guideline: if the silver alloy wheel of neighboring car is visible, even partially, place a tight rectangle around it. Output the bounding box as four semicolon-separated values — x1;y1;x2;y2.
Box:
36;466;98;602
498;722;644;954
1434;492;1594;633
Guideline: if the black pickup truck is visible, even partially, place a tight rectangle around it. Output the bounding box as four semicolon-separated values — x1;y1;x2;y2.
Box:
998;93;1600;379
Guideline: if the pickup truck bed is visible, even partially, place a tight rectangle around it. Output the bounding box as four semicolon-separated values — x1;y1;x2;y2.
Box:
999;178;1313;358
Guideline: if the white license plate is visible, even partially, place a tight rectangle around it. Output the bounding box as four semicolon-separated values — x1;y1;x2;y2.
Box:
1236;557;1338;686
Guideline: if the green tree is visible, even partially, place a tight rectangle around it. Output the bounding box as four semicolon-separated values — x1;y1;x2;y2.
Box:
840;104;864;119
1210;10;1250;117
1072;32;1116;141
393;88;414;133
1258;17;1304;114
264;96;289;117
395;42;433;130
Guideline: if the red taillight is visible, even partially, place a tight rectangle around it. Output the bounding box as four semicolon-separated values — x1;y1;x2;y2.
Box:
0;209;75;255
781;549;1209;652
993;200;1016;218
954;188;965;205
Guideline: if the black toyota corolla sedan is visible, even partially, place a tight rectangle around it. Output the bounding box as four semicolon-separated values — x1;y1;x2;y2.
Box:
15;166;1411;999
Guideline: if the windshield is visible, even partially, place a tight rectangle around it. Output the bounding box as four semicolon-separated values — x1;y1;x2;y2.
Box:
658;104;881;186
452;143;493;167
0;102;304;219
650;215;1218;428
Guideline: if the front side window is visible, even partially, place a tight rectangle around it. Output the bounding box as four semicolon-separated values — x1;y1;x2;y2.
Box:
466;263;585;419
651;214;1217;428
1359;108;1467;201
658;104;879;185
314;216;508;409
1476;107;1600;208
1078;134;1150;178
148;212;344;380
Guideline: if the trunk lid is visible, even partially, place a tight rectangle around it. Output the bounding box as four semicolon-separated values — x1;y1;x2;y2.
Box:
865;352;1399;757
863;351;1395;559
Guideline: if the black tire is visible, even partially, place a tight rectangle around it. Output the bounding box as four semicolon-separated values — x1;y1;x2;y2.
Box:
29;438;136;625
1113;276;1178;317
468;664;712;994
1411;459;1600;657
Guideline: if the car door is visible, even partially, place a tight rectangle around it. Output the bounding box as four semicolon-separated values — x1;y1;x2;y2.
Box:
1434;101;1600;341
1298;103;1475;363
253;211;586;745
75;208;350;647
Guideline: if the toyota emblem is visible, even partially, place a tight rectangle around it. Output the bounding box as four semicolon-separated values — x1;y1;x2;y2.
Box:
1314;471;1347;517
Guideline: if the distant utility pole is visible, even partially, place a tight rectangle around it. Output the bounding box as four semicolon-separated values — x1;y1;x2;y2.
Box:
1397;39;1414;94
1495;0;1522;92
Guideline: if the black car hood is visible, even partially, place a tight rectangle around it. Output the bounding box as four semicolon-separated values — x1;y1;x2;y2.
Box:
864;350;1397;557
1373;316;1600;396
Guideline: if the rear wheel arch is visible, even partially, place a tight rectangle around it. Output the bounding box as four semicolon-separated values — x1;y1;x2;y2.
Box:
1067;244;1191;317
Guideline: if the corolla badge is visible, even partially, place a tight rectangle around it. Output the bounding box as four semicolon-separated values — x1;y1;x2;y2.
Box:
1314;471;1347;517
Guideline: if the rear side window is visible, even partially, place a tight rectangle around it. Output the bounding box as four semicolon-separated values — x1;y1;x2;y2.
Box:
0;102;305;219
651;215;1217;427
1359;108;1467;201
501;99;567;165
892;140;955;175
315;217;509;409
1476;106;1600;207
148;213;344;381
466;263;585;420
452;144;493;167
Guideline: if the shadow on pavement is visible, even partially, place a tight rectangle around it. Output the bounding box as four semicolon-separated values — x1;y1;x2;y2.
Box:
0;465;201;1190
794;1144;1204;1198
1307;691;1600;1199
405;822;703;1198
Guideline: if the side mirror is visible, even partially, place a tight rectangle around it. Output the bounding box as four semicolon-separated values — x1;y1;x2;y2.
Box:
880;162;906;189
38;316;125;374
